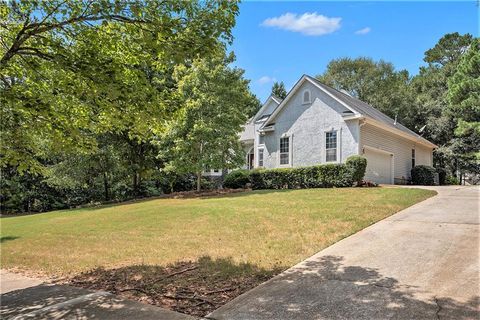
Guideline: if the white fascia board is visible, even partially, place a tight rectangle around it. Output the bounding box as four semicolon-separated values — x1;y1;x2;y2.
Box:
264;75;360;128
304;75;359;115
263;75;309;127
342;114;364;121
253;95;280;122
258;126;275;133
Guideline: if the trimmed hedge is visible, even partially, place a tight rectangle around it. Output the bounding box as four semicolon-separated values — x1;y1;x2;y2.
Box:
224;158;371;190
346;155;367;185
411;165;436;185
223;169;250;189
249;164;354;189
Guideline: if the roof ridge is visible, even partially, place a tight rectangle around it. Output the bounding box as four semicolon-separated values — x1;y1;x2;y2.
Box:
305;75;424;139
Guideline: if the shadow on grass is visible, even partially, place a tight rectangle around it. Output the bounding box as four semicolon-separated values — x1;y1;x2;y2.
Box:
0;189;299;217
210;255;479;320
68;256;284;317
0;236;19;243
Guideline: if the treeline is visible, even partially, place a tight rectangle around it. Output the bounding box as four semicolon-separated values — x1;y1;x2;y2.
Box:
1;1;258;213
1;1;478;213
313;33;479;182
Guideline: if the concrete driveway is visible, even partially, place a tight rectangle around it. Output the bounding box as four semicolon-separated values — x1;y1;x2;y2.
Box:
209;186;480;320
1;271;195;319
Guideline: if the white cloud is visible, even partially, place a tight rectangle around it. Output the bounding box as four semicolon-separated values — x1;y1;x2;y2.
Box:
258;76;276;85
355;27;371;35
261;12;341;36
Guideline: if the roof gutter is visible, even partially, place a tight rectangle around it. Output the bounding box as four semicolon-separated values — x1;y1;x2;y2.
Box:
258;125;275;134
342;114;364;121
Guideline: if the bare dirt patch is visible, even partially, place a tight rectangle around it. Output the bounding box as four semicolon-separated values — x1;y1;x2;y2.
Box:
68;256;282;317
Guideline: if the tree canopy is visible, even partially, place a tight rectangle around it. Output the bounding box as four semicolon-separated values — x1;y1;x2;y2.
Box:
316;33;478;179
0;0;239;173
448;38;480;136
316;57;413;126
164;53;256;190
271;81;287;99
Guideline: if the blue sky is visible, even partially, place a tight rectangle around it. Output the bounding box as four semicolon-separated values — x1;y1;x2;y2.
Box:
230;1;479;101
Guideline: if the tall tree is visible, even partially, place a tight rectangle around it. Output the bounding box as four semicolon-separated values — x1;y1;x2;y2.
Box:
447;38;480;136
316;57;414;127
165;53;256;191
0;0;239;173
424;32;473;68
271;81;287;99
410;33;474;173
447;38;480;172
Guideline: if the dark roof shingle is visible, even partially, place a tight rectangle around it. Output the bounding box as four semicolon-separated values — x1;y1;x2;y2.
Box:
306;75;434;146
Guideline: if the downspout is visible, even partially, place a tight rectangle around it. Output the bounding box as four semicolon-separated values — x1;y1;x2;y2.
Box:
358;119;366;155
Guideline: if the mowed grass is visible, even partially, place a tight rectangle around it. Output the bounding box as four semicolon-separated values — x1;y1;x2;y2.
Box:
0;187;436;277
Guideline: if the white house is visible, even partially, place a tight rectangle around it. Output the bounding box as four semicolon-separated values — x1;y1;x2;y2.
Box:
239;74;437;184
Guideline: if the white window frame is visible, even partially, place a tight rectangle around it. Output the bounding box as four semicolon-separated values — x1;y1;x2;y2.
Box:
324;128;341;163
246;147;254;170
302;89;311;104
257;145;265;168
279;134;292;167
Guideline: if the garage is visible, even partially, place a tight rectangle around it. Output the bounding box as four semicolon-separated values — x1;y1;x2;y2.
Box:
363;146;393;184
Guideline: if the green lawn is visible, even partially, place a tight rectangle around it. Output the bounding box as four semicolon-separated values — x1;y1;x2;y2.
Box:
0;187;436;277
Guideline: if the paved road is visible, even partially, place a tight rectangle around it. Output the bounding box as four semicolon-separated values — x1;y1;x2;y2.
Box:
209;186;480;320
0;270;43;294
1;272;195;319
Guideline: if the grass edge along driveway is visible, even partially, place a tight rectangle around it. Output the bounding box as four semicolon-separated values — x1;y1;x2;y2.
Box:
1;187;436;278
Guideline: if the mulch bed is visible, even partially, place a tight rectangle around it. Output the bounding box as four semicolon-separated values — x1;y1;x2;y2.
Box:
68;257;281;317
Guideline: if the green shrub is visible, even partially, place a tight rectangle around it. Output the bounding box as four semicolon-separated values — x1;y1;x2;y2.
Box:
436;167;447;185
223;170;251;189
411;165;436;185
250;164;354;190
445;175;460;185
346;155;367;186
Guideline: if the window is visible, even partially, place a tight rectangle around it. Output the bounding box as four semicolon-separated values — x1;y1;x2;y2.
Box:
247;148;254;170
280;137;290;165
258;148;264;167
325;131;337;162
213;169;219;173
411;148;415;168
303;90;311;104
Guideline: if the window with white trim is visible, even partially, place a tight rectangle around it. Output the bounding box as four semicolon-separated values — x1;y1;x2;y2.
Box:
303;90;311;104
280;137;290;165
325;131;337;162
258;148;264;167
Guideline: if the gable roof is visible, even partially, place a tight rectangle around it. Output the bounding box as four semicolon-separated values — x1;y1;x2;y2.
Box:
263;74;437;148
252;95;282;122
306;76;436;147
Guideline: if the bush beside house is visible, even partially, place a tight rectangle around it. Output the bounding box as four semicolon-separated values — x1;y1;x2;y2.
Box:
346;155;368;186
224;156;367;190
411;165;436;185
223;170;251;189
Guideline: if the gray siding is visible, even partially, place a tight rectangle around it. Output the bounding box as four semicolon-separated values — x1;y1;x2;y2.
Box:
259;81;359;168
360;123;433;181
261;99;279;116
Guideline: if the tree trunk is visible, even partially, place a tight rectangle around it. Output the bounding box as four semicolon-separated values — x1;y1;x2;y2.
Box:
196;171;202;192
103;172;110;201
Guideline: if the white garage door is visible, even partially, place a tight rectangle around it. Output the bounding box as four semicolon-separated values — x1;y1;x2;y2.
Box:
364;147;393;184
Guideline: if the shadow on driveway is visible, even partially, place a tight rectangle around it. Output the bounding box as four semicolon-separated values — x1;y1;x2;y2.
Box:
210;255;479;320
